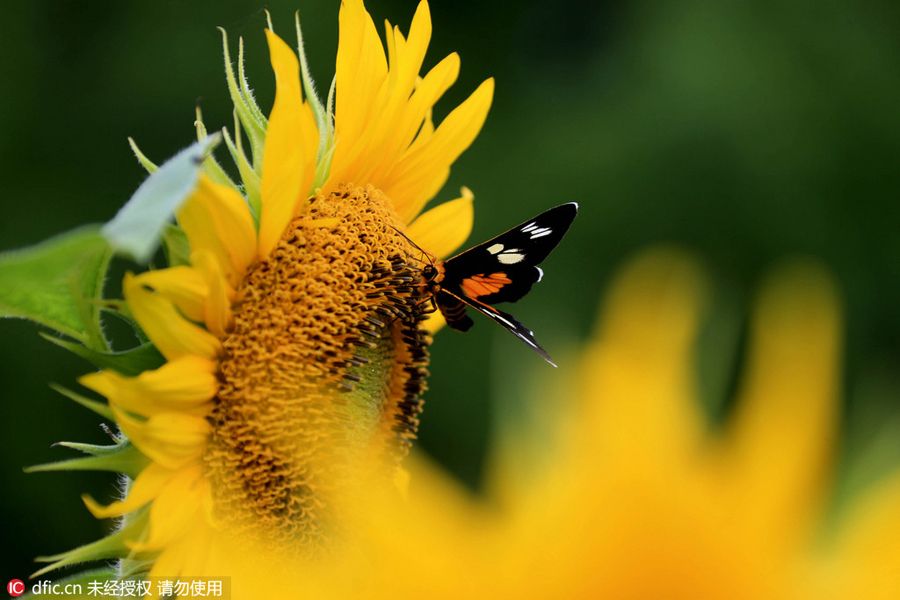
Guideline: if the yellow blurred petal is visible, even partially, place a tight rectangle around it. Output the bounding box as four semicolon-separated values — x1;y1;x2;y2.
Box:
134;466;207;552
133;266;207;323
582;248;708;462
727;259;841;539
387;78;494;222
82;462;175;519
259;30;319;260
406;188;473;259
125;273;222;361
826;473;900;600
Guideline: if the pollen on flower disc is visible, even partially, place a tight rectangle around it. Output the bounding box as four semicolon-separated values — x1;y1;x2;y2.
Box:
204;185;431;552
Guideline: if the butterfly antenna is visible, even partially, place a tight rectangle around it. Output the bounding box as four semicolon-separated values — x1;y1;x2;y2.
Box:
387;225;436;266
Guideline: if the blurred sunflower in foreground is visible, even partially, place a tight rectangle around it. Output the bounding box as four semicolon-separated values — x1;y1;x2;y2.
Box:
232;249;898;599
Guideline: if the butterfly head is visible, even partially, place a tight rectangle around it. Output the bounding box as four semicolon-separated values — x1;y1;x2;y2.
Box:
422;263;438;282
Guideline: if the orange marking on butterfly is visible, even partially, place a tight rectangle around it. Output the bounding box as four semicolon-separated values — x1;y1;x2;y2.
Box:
460;272;512;299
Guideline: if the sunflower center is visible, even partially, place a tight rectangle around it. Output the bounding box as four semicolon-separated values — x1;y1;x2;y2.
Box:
203;185;430;551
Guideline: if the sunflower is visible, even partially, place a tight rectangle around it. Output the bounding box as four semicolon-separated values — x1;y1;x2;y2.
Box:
29;0;493;589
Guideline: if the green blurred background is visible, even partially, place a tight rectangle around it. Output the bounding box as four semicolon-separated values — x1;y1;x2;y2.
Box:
2;0;900;582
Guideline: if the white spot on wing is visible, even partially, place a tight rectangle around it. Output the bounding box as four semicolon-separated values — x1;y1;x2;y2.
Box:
486;243;504;255
498;252;524;264
535;267;544;282
521;222;538;233
530;228;552;239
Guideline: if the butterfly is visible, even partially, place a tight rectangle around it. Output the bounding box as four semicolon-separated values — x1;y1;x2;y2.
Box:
417;203;578;367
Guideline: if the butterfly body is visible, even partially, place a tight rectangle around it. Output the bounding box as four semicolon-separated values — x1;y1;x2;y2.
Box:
421;202;578;366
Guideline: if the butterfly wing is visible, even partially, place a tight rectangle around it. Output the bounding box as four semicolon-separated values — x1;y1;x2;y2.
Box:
440;203;578;304
440;289;556;367
432;203;577;365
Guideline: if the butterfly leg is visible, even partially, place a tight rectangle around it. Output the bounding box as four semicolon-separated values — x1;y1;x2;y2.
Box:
414;295;438;315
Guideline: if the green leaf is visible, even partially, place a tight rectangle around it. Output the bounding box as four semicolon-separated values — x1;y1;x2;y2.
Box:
41;334;165;376
0;226;111;346
102;135;221;264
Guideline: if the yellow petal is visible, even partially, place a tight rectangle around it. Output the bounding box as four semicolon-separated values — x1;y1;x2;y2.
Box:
258;30;319;260
134;266;207;323
407;107;436;155
347;2;433;187
383;52;459;174
193;175;257;278
82;462;176;519
406;188;473;259
191;250;235;338
79;355;218;418
176;173;255;289
386;78;494;222
125;273;222;361
727;259;841;539
115;407;210;470
421;310;446;335
333;0;388;158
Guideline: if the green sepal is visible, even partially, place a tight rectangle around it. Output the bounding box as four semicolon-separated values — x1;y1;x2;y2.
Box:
47;383;114;421
118;559;155;580
0;226;111;349
194;107;236;189
223;112;262;226
295;13;332;161
32;508;151;577
127;137;159;174
53;441;123;456
312;75;337;189
42;335;165;377
219;28;267;173
25;440;149;480
20;567;119;599
161;224;191;268
238;36;269;133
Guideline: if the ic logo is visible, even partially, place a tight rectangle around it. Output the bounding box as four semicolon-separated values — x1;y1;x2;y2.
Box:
7;579;25;597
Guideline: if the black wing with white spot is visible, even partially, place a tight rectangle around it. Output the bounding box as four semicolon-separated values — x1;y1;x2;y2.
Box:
431;203;577;366
440;202;578;304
